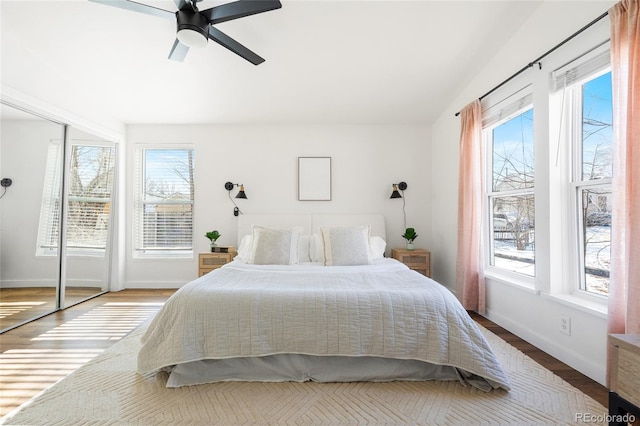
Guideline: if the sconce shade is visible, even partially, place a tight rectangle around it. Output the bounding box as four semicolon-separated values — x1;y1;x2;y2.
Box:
236;185;247;199
390;185;402;199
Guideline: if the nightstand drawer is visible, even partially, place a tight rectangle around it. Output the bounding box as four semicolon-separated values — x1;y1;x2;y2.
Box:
399;254;429;266
200;255;230;267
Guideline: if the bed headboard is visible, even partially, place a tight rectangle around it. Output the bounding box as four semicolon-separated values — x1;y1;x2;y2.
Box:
237;214;386;241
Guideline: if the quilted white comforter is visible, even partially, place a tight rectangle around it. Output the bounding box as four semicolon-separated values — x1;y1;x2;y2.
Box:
137;259;510;391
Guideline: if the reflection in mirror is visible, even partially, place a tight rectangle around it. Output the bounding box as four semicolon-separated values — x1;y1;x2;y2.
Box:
0;103;64;332
62;128;116;308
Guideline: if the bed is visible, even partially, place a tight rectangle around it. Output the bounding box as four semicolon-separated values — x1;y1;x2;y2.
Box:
137;214;510;392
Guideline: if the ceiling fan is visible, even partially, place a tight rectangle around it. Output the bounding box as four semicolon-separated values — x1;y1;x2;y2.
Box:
89;0;282;65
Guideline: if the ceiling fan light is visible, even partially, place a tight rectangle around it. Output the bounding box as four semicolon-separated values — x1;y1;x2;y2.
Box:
177;28;208;48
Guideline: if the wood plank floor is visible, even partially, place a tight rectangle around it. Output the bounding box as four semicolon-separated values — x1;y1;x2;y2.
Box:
0;289;608;419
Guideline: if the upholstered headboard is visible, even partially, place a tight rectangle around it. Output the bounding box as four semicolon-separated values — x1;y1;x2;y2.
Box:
237;214;386;241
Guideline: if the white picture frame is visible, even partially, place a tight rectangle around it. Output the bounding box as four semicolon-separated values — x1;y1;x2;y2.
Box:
298;157;331;201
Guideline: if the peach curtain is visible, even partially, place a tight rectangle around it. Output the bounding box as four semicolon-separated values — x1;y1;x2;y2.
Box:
456;99;485;313
608;0;640;339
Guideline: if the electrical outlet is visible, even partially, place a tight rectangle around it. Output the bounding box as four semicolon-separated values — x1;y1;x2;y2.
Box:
560;314;571;336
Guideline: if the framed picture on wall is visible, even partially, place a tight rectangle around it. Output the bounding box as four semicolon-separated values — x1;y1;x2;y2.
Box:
298;157;331;201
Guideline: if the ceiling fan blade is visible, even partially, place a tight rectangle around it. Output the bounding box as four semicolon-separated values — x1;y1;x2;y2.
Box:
168;39;190;62
200;0;282;25
88;0;174;20
208;26;265;65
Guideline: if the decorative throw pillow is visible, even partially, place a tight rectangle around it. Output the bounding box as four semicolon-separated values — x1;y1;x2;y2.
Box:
321;225;373;266
249;225;299;265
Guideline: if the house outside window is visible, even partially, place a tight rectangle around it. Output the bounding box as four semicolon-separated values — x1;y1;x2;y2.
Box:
134;147;195;257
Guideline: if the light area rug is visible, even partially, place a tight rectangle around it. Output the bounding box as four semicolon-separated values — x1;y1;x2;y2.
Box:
1;323;607;425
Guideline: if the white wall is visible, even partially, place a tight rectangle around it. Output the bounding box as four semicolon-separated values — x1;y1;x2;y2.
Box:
125;124;431;287
430;1;615;385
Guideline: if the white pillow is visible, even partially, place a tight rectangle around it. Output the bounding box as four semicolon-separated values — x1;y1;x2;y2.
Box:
234;235;253;263
321;225;373;266
249;225;300;265
298;235;311;263
369;236;386;260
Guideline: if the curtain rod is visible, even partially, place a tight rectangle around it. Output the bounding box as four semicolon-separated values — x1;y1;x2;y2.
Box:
454;10;609;117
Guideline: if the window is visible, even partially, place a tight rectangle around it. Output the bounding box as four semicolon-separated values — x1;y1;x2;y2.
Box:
567;71;613;296
37;141;116;256
483;93;535;278
135;147;195;256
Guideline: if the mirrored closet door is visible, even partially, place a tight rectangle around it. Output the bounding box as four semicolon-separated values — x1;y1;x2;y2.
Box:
0;102;117;332
0;103;65;331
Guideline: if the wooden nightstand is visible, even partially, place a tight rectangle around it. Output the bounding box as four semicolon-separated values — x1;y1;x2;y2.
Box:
198;247;237;277
609;334;640;424
392;248;431;277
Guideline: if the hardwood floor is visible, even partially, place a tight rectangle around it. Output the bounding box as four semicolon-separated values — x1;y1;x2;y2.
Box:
0;290;608;419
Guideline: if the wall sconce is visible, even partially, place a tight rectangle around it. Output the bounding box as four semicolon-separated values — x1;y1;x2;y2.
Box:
390;181;407;199
225;182;247;216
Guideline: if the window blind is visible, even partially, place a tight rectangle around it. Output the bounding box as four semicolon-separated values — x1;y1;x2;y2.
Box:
135;147;195;253
482;87;533;129
551;42;610;92
36;140;63;254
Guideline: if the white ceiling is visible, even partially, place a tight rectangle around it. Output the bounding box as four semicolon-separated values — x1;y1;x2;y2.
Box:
1;0;544;125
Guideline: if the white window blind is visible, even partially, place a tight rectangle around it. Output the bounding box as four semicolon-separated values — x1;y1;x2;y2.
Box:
482;86;533;129
37;140;64;255
135;147;195;254
551;42;610;92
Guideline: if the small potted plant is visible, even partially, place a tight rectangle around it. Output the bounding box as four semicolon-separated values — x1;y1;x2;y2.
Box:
205;230;221;251
402;227;418;251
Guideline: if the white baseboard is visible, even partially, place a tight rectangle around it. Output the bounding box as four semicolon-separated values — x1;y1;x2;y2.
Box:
484;307;606;386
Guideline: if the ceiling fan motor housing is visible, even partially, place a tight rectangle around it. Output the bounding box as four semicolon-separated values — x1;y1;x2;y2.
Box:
176;10;209;47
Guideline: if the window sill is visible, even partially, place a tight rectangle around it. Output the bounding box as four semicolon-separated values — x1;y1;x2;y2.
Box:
543;293;608;319
484;268;538;294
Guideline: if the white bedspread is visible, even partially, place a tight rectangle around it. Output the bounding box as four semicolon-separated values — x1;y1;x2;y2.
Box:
137;259;510;391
